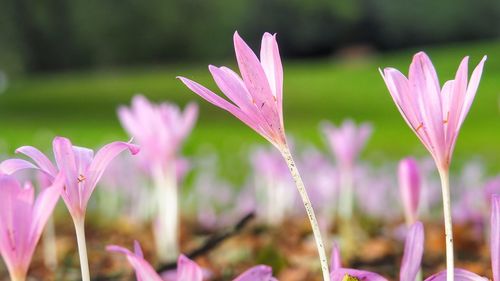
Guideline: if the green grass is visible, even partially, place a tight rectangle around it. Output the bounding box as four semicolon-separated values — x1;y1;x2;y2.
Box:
0;40;499;176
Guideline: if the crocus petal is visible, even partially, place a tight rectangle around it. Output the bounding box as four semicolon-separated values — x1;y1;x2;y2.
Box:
53;136;78;190
260;32;283;119
424;269;488;281
29;173;64;243
398;158;421;225
233;31;275;116
399;221;424;281
16;146;58;176
177;255;203;281
330;268;388;281
0;159;38;175
458;56;487;127
233;265;276;281
178;76;267;140
84;141;139;206
107;243;164;281
491;194;499;281
330;243;342;270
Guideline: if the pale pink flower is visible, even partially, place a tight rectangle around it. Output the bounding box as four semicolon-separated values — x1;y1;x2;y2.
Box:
321;119;372;170
399;157;421;225
0;173;64;281
330;221;424;281
380;52;486;170
118;95;197;172
178;32;286;148
0;136;139;220
107;241;277;281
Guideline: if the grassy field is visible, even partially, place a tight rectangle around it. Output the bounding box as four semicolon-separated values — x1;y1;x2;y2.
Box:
0;40;499;176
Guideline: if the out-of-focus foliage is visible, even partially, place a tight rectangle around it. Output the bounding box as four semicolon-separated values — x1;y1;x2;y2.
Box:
1;0;499;73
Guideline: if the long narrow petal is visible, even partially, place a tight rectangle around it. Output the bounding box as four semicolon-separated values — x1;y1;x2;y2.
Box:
491;194;499;281
53;137;78;189
424;268;488;281
177;255;203;281
84;141;139;206
178;76;267;140
458;56;487;127
233;31;275;113
260;32;283;118
107;243;163;281
400;221;424;281
330;243;342;270
29;173;64;244
0;159;38;175
16;146;58;176
233;265;276;281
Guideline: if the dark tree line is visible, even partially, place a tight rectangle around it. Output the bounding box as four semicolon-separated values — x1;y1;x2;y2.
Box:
1;0;499;73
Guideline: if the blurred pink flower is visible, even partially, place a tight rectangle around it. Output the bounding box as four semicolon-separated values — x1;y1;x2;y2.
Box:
0;173;64;281
107;241;278;281
398;157;421;225
0;136;139;220
330;221;424;281
118;95;197;173
321;119;372;170
178;32;286;148
380;52;486;170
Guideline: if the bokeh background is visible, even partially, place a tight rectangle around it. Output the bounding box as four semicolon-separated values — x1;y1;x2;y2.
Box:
1;0;500;175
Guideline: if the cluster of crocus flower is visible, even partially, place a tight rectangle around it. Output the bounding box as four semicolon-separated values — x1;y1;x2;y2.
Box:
0;137;139;281
107;241;277;281
118;95;198;262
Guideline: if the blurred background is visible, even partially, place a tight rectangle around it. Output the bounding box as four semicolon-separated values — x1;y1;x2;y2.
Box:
0;0;500;173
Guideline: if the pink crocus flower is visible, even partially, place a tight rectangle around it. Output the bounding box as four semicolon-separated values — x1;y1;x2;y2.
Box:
399;157;421;226
178;31;330;280
380;52;486;281
0;136;139;281
178;32;285;149
330;221;424;281
0;173;64;281
118;95;198;172
423;194;499;281
118;95;197;262
107;241;278;281
321;119;372;170
380;52;486;171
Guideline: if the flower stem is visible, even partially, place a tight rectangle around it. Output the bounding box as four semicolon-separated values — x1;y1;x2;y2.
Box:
280;146;330;281
438;169;454;281
153;164;179;263
43;215;58;270
74;218;91;281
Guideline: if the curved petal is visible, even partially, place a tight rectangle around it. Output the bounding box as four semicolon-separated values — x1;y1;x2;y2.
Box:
424;269;488;281
233;265;276;281
16;146;58;176
177;255;203;281
0;159;38;175
260;32;283;118
458;56;487;127
330;268;388;281
84;141;139;206
330;243;342;270
107;242;163;281
29;173;63;244
491;194;499;281
400;221;424;281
